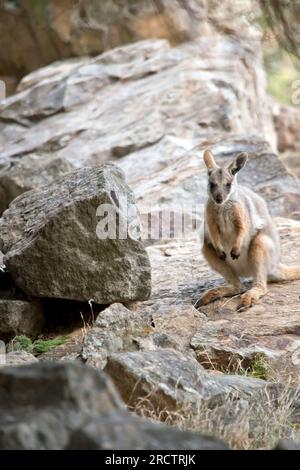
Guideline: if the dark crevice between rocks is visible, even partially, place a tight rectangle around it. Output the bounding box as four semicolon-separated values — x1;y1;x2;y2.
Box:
41;298;108;337
0;267;109;348
34;299;110;362
0;269;27;300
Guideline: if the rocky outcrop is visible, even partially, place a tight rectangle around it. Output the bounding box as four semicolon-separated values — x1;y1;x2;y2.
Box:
0;36;276;218
0;0;258;94
105;348;300;447
0;164;151;303
0;17;300;450
105;348;285;413
0;361;228;450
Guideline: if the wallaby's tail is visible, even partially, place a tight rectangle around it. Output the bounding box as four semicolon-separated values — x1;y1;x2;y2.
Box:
269;263;300;282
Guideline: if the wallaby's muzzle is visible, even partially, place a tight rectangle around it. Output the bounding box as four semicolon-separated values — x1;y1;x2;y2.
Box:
215;193;223;204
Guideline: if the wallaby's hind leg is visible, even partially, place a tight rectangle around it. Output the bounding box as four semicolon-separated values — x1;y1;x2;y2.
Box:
268;263;300;282
196;242;244;308
237;232;269;311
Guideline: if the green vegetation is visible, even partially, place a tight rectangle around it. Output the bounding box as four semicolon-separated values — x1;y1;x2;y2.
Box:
218;355;271;380
264;51;299;105
13;335;32;352
238;355;271;380
10;335;68;356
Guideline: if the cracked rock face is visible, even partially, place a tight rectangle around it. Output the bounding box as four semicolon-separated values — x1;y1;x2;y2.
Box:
0;36;276;215
0;164;151;303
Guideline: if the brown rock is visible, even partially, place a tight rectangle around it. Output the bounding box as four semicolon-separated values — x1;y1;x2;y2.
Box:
0;0;258;79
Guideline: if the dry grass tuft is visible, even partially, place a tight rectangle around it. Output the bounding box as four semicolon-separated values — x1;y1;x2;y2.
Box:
131;374;300;449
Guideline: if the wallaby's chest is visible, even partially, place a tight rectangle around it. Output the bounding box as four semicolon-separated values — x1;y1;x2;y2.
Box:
217;212;232;234
208;206;238;250
215;210;235;238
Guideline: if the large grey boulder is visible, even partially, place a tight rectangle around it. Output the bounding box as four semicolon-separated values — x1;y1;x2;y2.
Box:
0;362;123;450
67;411;228;450
0;164;151;303
105;349;283;413
274;440;300;450
0;361;228;450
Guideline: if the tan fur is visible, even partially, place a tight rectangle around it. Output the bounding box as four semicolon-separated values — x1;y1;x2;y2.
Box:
270;264;300;281
230;203;248;259
203;149;218;172
196;148;300;312
205;206;224;258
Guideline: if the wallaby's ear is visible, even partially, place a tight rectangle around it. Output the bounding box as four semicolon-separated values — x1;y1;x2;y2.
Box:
203;149;218;173
228;152;248;176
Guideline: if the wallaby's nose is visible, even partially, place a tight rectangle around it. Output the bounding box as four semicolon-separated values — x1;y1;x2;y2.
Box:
215;194;223;204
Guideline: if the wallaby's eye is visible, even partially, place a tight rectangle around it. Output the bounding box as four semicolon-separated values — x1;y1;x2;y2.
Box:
209;182;216;190
225;183;231;189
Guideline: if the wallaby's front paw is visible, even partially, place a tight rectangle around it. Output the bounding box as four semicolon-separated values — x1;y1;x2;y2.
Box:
237;292;255;311
195;289;221;308
216;248;226;260
230;246;240;260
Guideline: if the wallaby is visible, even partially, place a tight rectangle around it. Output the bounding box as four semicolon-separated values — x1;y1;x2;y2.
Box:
196;149;300;311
